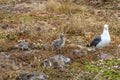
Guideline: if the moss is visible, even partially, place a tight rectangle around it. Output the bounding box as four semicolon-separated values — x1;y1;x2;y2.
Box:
0;10;12;20
85;58;120;80
18;14;33;24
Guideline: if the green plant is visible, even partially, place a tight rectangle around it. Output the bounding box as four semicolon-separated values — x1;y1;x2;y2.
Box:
85;58;120;80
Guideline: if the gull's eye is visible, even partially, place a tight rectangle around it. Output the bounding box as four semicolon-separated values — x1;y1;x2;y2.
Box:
105;27;108;30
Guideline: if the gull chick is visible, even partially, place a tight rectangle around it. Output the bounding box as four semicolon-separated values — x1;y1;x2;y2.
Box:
52;33;65;54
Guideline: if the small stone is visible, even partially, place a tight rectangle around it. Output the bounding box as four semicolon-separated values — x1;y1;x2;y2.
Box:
117;4;120;10
87;48;96;51
118;44;120;48
11;65;19;71
77;45;83;49
14;40;31;50
52;27;57;30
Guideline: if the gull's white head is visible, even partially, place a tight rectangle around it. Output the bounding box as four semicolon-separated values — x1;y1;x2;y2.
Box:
104;24;109;30
101;24;110;37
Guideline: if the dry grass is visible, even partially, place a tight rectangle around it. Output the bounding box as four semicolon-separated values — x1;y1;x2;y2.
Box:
0;0;120;80
45;0;82;14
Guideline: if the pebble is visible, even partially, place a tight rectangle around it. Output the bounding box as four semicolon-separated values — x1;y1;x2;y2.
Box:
11;65;19;71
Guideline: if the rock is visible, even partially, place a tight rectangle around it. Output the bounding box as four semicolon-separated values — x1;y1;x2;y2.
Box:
30;71;47;80
0;52;11;58
0;24;12;29
16;72;47;80
14;40;31;50
52;55;71;68
54;55;71;63
42;55;71;69
16;73;32;80
1;64;7;68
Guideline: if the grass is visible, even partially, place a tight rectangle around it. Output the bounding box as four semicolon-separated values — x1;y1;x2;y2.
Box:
0;0;120;80
45;0;83;14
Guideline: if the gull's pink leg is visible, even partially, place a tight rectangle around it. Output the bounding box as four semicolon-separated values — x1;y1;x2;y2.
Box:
99;48;107;59
99;48;102;57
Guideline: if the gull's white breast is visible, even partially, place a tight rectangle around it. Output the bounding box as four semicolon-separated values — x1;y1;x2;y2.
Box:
96;36;111;48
